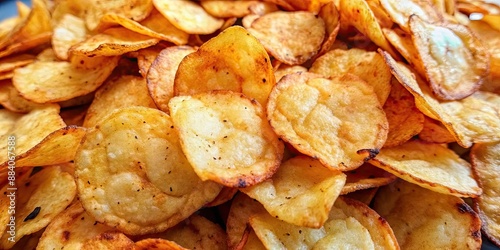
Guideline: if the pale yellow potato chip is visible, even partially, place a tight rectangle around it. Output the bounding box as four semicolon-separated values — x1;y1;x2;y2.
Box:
373;180;482;250
75;106;222;235
369;139;481;197
408;15;490;100
168;91;284;187
0;104;65;166
129;46;164;78
83;75;157;128
201;0;276;18
418;116;457;144
0;54;35;73
315;1;340;59
241;156;346;228
0;32;52;59
0;166;76;249
383;77;424;147
174;26;275;106
382;50;500;147
147;46;196;112
81;232;135;250
341;163;396;195
246;11;325;65
379;0;443;32
13;56;119;103
82;0;153;31
153;0;224;34
471;141;500;247
52;14;88;60
226;193;267;249
310;48;392;104
267;72;388;171
69;27;159;57
0;82;45;113
38;202;118;250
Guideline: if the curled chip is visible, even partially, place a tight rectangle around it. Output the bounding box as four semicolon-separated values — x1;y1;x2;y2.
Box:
147;46;196;112
226;193;267;249
468;20;500;79
418;116;456;144
370;139;481;197
82;0;153;31
75;107;222;235
168;91;284;188
0;54;35;74
245;11;325;65
342;163;396;195
153;0;223;34
174;26;275;106
13;56;119;103
0;82;46;113
241;156;346;228
379;0;443;31
267;72;388;171
52;14;88;60
0;166;76;249
310;48;393;104
408;15;489;100
373;180;482;250
315;1;340;59
471;141;500;247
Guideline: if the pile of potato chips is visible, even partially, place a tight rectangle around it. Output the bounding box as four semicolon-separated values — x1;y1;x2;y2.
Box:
0;0;499;249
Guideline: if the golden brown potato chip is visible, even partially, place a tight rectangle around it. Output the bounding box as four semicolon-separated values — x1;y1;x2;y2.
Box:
0;82;46;113
341;163;396;195
379;0;443;31
382;27;427;75
201;0;277;18
0;32;52;59
174;26;275;106
339;0;400;59
408;15;490;100
0;104;65;166
38;202;118;249
130;46;164;78
418;116;457;144
373;180;482;250
75;106;222;235
366;0;394;29
267;72;388;171
383;77;424;147
168;91;284;187
69;27;159;57
0;72;13;81
13;56;119;103
0;17;19;42
370;139;481;197
81;232;134;250
471;141;500;247
153;0;224;34
83;75;157;128
52;14;88;60
0;109;22;136
82;0;153;31
245;11;325;65
0;54;35;73
310;48;393;104
241;156;346;228
382;50;500;147
468;20;500;78
147;46;196;112
315;1;340;59
233;226;265;250
226;193;267;249
135;238;188;250
0;166;76;249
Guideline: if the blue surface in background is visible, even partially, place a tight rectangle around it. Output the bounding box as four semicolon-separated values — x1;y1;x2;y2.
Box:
0;1;499;249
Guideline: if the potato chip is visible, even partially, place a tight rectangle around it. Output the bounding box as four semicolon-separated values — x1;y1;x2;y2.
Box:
226;193;267;249
373;180;482;250
82;0;153;31
339;0;400;59
205;187;238;207
60;105;88;127
471;141;500;247
75;106;222;235
83;75;157;128
0;17;19;42
366;0;394;29
168;91;284;187
0;32;52;59
52;14;88;60
383;77;425;147
0;82;46;113
201;0;277;18
369;139;481;197
245;11;325;65
233;226;265;250
418;116;457;144
408;15;490;100
130;46;165;78
0;104;65;166
153;0;224;34
58;92;95;109
147;46;196;112
0;166;76;249
274;64;308;82
13;56;119;103
343;187;379;205
174;26;275;106
0;109;22;136
0;72;13;81
314;2;340;59
382;27;428;75
69;27;159;57
267;72;388;171
135;238;188;250
468;20;500;78
342;163;396;195
38;202;118;250
265;0;329;13
310;48;392;104
382;50;500;147
81;232;135;250
0;54;35;73
379;0;443;31
241;156;346;228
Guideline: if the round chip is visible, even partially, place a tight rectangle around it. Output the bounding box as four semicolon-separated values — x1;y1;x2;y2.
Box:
75;106;222;235
168;91;284;188
267;72;388;171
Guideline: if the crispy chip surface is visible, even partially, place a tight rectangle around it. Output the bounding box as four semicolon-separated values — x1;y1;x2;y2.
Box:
226;193;267;249
0;82;45;113
168;91;284;187
418;116;456;144
75;107;222;235
267;72;388;171
342;163;396;194
379;0;442;31
52;14;88;60
135;238;188;250
83;0;153;31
